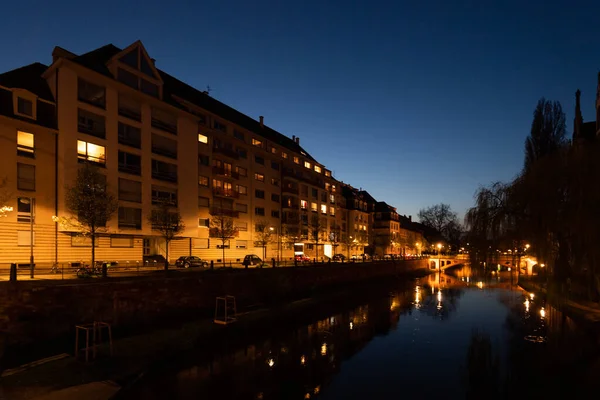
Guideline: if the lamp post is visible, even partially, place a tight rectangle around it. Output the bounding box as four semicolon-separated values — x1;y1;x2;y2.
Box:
437;243;442;273
269;226;275;263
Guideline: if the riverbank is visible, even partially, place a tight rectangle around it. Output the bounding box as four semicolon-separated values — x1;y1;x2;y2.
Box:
0;268;430;400
519;279;600;327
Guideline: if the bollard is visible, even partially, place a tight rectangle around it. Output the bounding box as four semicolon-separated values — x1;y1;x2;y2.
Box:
210;260;214;271
102;262;108;278
9;263;17;282
272;258;276;268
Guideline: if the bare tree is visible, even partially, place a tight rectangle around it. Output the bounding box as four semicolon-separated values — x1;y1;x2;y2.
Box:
309;215;327;261
210;209;238;267
524;98;567;172
0;177;13;218
254;219;274;261
57;163;118;268
418;203;462;245
148;201;184;271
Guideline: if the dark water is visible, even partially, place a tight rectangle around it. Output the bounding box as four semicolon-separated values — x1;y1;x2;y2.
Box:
121;267;600;399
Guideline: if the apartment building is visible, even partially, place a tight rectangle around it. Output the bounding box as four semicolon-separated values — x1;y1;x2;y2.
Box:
372;202;402;256
340;184;375;256
0;41;346;265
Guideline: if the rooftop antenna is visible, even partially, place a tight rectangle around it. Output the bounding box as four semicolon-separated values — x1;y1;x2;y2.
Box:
203;85;212;95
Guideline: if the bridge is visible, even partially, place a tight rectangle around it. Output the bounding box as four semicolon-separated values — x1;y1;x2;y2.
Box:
427;255;466;271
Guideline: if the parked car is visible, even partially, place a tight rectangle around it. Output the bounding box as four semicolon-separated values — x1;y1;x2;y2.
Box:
295;254;311;263
175;256;209;268
243;254;264;267
383;254;394;260
351;254;370;261
332;253;346;262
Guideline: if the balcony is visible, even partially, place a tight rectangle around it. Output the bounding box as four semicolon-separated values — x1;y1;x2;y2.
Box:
282;186;299;195
212;166;239;179
213;146;239;160
151;118;177;135
282;215;300;225
209;228;239;238
152;170;178;183
283;168;323;188
119;106;141;122
213;187;239;199
282;202;300;209
118;221;142;230
209;207;239;218
119;163;141;176
151;145;177;159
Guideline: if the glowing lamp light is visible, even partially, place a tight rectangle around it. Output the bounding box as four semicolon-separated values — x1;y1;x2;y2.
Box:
349;322;354;330
524;299;530;312
300;355;306;365
267;358;275;368
540;307;546;318
321;343;327;356
530;293;535;300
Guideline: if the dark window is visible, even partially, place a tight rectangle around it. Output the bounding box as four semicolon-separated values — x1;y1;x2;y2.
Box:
234;130;244;141
214;120;226;132
199;154;210;166
198;196;210;207
271;194;280;202
120;50;139;69
17;197;34;223
152;185;177;206
312;188;318;198
17;97;33;117
198;218;210;228
118;206;142;230
271;161;279;170
118;151;141;175
255;156;264;165
118;122;141;148
235;203;248;213
255;207;265;216
255;189;265;199
152;159;177;183
141;79;159;97
271;210;280;218
151;133;177;159
77;78;106;108
151;108;177;134
117;68;139;89
119;178;142;203
237;147;247;158
140;56;155;77
17;163;35;191
118;95;141;121
271;178;279;187
78;108;106;138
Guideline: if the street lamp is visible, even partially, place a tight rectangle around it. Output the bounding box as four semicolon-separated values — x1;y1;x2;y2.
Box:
437;243;442;272
19;197;35;278
269;226;276;263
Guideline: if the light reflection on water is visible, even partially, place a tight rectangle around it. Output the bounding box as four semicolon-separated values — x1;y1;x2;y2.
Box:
121;267;600;399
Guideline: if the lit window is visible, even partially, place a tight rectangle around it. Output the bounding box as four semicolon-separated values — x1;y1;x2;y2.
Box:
236;166;247;177
198;175;209;187
236;184;248;195
325;170;331;177
254;173;264;182
330;207;335;216
321;204;327;214
301;200;308;209
282;152;288;159
198;134;208;144
314;165;322;173
311;202;318;212
304;161;311;169
77;140;106;165
252;138;262;147
331;185;336;192
271;146;277;154
293;156;299;164
17;131;34;157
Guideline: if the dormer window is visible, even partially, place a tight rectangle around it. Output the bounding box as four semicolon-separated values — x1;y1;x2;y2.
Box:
13;90;37;120
109;41;163;99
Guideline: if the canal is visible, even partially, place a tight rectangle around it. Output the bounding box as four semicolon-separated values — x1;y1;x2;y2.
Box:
117;266;600;399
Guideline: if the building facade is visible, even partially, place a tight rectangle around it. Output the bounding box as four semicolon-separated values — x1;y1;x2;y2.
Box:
0;41;428;266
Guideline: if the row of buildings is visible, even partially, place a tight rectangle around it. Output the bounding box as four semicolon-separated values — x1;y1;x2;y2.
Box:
0;41;429;265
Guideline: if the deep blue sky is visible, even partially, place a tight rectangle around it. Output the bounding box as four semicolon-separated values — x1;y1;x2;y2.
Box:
2;0;600;221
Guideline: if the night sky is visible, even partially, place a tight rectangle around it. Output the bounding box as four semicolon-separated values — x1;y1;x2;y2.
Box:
2;0;600;221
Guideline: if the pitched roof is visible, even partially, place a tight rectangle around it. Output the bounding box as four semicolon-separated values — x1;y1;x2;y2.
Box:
0;62;53;101
67;43;317;160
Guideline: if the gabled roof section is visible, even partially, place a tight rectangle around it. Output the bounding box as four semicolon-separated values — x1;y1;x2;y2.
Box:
375;201;397;213
67;42;316;161
108;40;163;83
0;63;53;102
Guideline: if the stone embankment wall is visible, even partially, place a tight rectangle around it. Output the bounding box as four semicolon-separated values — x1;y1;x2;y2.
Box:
0;260;426;352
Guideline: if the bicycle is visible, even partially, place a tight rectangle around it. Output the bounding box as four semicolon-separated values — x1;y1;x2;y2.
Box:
50;263;60;274
76;263;102;278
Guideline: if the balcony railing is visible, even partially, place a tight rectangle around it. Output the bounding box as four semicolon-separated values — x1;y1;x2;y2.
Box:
209;207;239;218
212;187;239;199
209;228;239;238
119;106;141;122
283;203;300;209
151;118;177;135
119;221;142;230
282;186;299;195
282;215;300;225
212;166;239;179
213;146;239;159
119;163;142;175
151;145;178;159
152;170;178;183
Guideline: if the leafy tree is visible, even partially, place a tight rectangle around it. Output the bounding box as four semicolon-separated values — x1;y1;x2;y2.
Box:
309;215;327;261
58;163;118;268
418;203;462;244
524;98;567;171
148;201;184;271
254;219;274;261
0;177;13;218
210;210;238;267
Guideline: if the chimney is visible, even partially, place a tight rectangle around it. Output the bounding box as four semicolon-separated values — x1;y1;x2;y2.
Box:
292;135;295;142
409;215;412;222
295;136;300;144
259;116;264;128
